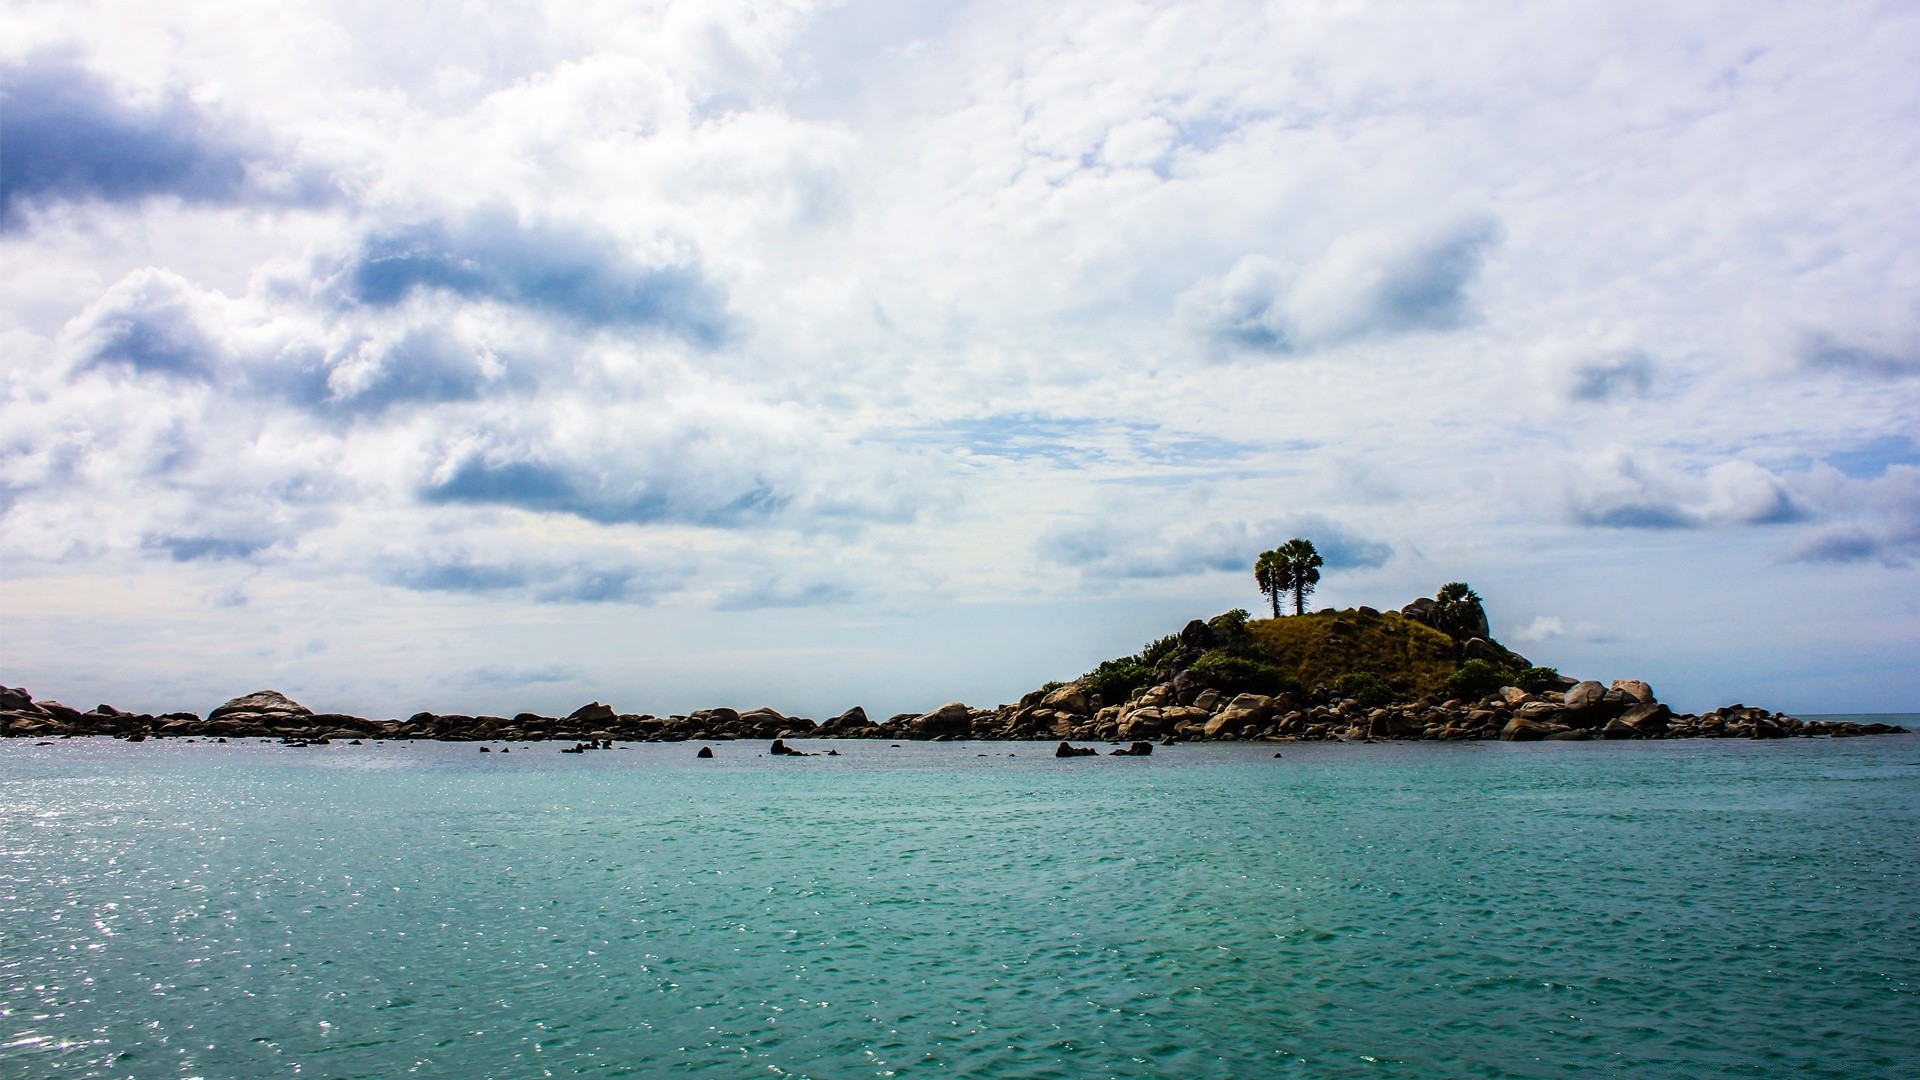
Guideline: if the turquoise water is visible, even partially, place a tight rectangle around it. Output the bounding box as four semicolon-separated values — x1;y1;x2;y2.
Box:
3;730;1917;1078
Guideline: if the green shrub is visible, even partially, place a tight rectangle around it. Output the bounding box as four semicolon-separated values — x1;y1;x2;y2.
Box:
1208;607;1251;640
1081;658;1154;704
1038;680;1065;694
1446;658;1509;701
1514;666;1562;693
1336;671;1401;708
1137;634;1181;669
1190;651;1302;697
1079;632;1186;703
1431;582;1488;641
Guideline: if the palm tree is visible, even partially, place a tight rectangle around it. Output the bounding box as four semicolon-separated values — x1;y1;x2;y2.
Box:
1254;549;1292;618
1278;537;1323;615
1431;581;1487;639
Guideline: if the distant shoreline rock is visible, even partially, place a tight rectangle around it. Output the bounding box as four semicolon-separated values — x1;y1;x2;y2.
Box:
0;680;1906;747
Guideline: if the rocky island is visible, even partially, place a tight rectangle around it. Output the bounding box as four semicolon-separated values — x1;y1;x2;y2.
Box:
2;583;1905;746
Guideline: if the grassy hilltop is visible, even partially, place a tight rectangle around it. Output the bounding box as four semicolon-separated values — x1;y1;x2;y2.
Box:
1076;592;1550;710
1245;608;1459;695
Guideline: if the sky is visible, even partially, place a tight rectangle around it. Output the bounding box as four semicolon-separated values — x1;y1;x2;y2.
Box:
2;0;1917;721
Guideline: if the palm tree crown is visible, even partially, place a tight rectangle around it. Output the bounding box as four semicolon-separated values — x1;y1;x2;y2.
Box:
1254;550;1292;618
1277;538;1323;615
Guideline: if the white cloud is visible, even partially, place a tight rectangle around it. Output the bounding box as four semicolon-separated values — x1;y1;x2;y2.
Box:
5;0;1920;714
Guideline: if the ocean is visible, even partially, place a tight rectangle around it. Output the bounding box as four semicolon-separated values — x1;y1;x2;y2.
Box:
4;725;1917;1077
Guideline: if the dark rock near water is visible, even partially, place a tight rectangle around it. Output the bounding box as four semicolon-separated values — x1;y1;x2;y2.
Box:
1054;741;1098;757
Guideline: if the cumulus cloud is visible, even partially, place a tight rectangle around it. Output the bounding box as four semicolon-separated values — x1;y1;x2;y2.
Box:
1797;328;1920;378
1181;216;1501;355
331;208;728;341
1040;515;1391;582
6;0;1920;712
1783;463;1920;566
1560;349;1656;402
0;53;325;229
1564;451;1802;529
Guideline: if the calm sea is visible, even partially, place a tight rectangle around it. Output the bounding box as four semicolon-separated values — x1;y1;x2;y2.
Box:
4;723;1917;1078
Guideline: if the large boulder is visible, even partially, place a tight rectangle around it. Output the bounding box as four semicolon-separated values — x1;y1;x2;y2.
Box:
820;706;872;732
1461;637;1506;664
1610;679;1656;704
1204;694;1277;738
1615;702;1670;735
913;702;974;739
1563;681;1607;709
1500;717;1551;741
1120;705;1208;739
1040;684;1090;715
1401;598;1436;624
568;702;618;724
209;690;311;722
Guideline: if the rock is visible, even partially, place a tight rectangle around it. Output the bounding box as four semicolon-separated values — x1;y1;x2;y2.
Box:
1041;684;1090;715
1545;728;1590;741
1204;696;1276;738
1563;681;1607;709
1610;679;1655;704
568;702;617;724
1120;705;1207;740
1498;686;1530;704
769;738;811;756
822;706;871;730
1356;606;1380;618
1401;597;1436;624
1054;741;1098;757
696;746;714;758
0;686;33;712
1179;619;1214;647
208;690;312;722
1500;717;1551;741
1109;741;1154;756
1616;702;1670;734
1462;637;1506;663
1191;689;1224;714
913;702;974;739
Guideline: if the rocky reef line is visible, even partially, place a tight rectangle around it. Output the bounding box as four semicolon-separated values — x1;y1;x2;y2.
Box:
0;680;1902;748
1;598;1908;748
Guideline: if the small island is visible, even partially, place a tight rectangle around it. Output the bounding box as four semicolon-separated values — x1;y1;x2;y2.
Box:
2;544;1905;747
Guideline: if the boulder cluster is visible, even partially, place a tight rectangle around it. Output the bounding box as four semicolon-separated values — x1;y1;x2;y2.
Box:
1;674;1907;747
982;674;1905;744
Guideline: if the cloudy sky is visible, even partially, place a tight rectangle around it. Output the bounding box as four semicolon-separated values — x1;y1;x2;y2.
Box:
3;0;1917;720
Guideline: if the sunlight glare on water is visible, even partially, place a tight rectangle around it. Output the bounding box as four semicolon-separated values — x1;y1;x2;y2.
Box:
2;733;1917;1077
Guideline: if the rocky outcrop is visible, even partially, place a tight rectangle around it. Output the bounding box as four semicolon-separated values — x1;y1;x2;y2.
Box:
0;658;1906;749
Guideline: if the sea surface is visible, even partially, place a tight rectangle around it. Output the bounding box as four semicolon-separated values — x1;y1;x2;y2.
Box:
3;722;1918;1078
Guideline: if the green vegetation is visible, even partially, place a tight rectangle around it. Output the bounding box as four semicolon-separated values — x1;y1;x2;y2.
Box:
1246;609;1458;695
1080;633;1182;704
1076;582;1535;707
1431;581;1488;640
1335;671;1400;708
1253;550;1288;619
1446;658;1507;700
1275;538;1323;615
1190;651;1301;697
1514;666;1562;693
